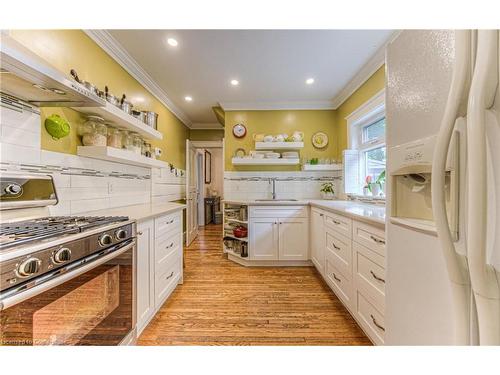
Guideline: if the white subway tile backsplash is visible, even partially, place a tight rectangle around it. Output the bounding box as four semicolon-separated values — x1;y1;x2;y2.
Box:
0;142;41;164
70;198;110;214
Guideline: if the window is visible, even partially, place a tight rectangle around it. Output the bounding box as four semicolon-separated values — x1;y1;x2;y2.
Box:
344;90;386;197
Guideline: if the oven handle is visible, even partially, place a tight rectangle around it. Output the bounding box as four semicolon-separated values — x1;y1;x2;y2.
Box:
0;240;135;311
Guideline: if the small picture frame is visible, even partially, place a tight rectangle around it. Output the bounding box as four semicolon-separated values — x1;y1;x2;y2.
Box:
204;150;212;184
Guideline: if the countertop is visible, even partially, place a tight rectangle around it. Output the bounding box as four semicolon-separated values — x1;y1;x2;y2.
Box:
223;199;386;227
80;202;186;222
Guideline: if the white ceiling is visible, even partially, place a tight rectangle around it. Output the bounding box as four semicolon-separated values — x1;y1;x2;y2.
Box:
107;30;394;127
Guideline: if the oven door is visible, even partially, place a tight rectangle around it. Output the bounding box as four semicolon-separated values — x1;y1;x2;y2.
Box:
0;240;136;346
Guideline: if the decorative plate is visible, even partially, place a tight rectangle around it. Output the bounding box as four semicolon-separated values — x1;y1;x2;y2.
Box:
312;131;329;149
232;123;247;138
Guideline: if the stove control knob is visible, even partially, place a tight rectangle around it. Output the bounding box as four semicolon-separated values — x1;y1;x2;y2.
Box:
99;234;113;247
5;183;22;195
17;257;42;277
115;229;127;240
53;247;72;264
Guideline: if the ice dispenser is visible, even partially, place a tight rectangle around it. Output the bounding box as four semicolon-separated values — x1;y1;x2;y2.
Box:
389;135;459;236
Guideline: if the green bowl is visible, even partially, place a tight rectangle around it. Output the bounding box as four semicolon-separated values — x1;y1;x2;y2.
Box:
45;114;70;140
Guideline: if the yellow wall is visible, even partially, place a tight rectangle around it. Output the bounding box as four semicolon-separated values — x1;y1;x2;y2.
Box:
189;129;224;141
224;110;337;171
334;66;385;160
10;30;189;169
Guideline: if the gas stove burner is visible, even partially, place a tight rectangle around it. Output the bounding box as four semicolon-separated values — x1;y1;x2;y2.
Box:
0;215;129;250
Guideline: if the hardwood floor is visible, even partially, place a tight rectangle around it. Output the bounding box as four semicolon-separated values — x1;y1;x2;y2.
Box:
137;224;371;345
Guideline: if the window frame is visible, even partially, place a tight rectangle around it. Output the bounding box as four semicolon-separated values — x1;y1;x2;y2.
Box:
345;89;386;197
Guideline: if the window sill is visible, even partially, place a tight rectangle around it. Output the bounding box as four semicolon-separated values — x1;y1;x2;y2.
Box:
346;194;386;205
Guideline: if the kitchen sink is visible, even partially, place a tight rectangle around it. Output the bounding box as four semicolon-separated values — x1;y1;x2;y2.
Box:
255;199;298;202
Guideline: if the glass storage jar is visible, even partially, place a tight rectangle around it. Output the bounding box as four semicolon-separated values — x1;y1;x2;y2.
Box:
79;116;107;146
131;133;143;155
107;126;123;149
122;130;134;151
142;142;152;158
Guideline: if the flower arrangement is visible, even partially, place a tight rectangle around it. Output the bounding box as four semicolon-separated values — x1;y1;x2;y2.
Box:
320;182;335;200
363;170;386;196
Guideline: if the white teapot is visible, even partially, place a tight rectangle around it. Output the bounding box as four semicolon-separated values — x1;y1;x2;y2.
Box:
291;131;304;142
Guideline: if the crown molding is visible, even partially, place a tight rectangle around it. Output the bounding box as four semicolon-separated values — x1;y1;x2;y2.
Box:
331;31;400;109
219;100;335;111
84;30;192;128
190;123;224;130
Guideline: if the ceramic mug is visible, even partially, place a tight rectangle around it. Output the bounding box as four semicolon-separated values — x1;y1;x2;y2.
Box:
253;133;265;142
263;135;274;142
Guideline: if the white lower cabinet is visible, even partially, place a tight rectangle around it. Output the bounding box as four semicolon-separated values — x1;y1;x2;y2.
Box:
249;206;309;262
136;219;155;335
310;208;325;274
278;218;309;261
310;207;386;345
250;218;279;260
136;210;183;336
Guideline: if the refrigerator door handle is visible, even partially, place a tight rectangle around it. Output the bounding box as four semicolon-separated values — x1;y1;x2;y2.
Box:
431;30;472;345
466;29;500;345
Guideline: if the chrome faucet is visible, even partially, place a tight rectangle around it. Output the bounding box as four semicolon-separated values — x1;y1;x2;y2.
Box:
269;178;277;200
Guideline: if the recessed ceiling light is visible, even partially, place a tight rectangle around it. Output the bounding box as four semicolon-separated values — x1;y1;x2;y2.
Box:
230;79;239;86
167;38;178;47
184;96;193;102
306;78;315;85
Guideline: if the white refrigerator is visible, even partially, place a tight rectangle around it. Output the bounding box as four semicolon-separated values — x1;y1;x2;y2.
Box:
385;30;500;345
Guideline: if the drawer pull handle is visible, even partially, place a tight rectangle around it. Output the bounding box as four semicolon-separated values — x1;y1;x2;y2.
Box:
332;272;341;282
166;219;174;225
332;220;341;225
319;213;324;217
370;270;385;283
370;314;385;331
166;242;174;250
331;242;341;251
165;271;174;280
370;235;385;245
137;231;143;236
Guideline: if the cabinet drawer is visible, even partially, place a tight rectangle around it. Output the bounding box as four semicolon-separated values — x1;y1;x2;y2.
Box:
324;211;352;239
155;211;182;239
354;242;385;311
325;256;353;311
352;220;385;257
325;229;352;277
249;205;308;219
355;290;385;345
155;256;181;309
155;231;182;268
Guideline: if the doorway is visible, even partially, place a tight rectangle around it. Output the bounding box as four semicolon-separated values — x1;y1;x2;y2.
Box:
185;140;224;246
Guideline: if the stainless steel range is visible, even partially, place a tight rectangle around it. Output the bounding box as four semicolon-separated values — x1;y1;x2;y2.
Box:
0;172;137;346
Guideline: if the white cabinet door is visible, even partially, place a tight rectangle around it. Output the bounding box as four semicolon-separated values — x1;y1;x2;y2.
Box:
310;208;325;273
136;219;155;335
250;218;279;260
278;218;309;261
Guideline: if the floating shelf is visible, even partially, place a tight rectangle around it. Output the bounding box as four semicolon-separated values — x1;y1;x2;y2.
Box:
73;102;163;140
302;164;343;171
223;234;248;242
232;158;300;166
77;146;168;169
225;218;248;224
255;142;304;150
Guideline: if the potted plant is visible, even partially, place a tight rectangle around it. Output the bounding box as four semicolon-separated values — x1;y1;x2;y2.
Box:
375;170;386;196
320;182;335;200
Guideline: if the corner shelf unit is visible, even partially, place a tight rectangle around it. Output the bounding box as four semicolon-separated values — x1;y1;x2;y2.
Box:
232;158;300;166
255;141;304;150
72;101;163;140
77;146;168;169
